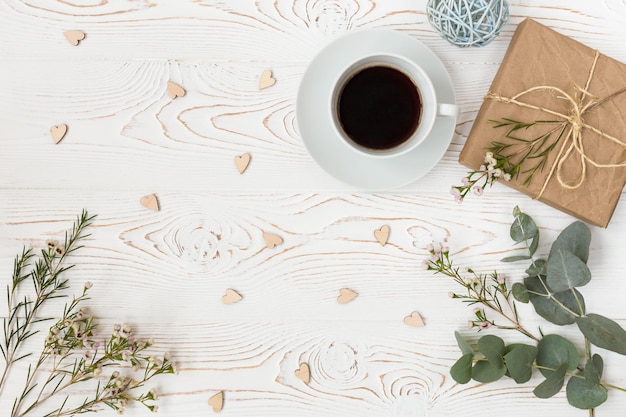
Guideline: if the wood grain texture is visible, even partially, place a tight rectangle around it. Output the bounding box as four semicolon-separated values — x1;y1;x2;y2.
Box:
2;1;626;416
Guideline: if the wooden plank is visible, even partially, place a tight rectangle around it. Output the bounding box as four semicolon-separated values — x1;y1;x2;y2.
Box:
1;190;625;322
0;1;625;62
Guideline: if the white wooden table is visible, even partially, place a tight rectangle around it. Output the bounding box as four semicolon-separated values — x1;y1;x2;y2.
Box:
2;1;626;416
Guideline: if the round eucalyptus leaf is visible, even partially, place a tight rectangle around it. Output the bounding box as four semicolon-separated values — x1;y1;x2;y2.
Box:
584;356;601;387
576;314;626;355
472;360;507;383
455;331;473;356
512;282;529;303
533;363;567;399
504;344;537;383
536;334;579;378
549;221;591;263
546;248;591;292
566;373;607;409
525;259;546;278
477;335;505;369
450;353;473;384
510;213;538;243
591;354;604;379
524;276;585;325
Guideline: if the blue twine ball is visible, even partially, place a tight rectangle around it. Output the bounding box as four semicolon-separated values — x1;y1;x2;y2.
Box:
427;0;509;47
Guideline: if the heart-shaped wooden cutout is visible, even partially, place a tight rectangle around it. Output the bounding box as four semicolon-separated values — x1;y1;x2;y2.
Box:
337;288;357;304
208;391;224;413
259;69;276;90
221;288;243;305
374;225;390;246
167;81;186;99
50;124;68;144
263;232;283;249
294;363;311;384
234;153;251;174
64;30;85;46
139;194;159;211
404;311;425;327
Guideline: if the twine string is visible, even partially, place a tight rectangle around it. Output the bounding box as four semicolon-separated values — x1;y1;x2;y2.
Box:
485;51;626;198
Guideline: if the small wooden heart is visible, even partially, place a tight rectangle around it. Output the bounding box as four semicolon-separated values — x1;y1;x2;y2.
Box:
259;69;276;90
221;288;243;304
234;153;251;174
64;30;85;46
294;363;311;384
263;232;283;249
337;288;357;304
374;225;390;246
404;311;425;327
167;81;186;99
139;194;160;211
50;124;68;144
208;391;224;413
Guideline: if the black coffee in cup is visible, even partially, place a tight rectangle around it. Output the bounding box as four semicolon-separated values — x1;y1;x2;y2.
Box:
337;65;422;150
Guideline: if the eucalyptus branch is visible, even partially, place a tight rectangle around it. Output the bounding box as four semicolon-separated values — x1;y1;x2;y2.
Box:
428;206;626;411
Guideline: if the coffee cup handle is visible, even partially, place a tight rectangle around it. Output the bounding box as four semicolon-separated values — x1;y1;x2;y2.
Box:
437;103;458;117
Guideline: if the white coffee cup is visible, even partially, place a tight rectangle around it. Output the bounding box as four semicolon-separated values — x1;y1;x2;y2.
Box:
330;54;457;158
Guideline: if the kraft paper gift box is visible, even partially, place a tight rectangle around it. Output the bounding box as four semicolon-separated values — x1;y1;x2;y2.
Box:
459;19;626;227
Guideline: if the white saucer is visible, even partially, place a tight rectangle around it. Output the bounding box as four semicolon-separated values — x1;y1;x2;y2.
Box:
296;29;457;190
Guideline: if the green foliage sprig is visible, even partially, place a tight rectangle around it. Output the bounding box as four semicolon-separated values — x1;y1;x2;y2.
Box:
452;118;567;202
426;206;626;412
1;211;176;417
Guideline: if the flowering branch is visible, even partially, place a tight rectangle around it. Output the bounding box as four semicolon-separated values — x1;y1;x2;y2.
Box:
453;118;567;202
423;243;539;341
1;210;94;396
2;211;176;417
451;151;512;203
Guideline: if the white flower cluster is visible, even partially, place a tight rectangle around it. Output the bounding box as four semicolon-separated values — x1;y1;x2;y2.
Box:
481;152;512;182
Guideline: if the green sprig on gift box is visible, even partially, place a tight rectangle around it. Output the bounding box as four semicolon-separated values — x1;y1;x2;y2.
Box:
451;118;567;202
425;206;626;411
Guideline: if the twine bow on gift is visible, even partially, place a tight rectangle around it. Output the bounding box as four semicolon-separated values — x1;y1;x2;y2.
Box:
485;51;626;198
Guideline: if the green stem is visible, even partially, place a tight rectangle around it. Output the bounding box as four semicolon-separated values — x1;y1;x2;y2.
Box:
534;365;626;393
535;276;581;317
7;211;95;417
603;383;626;393
437;259;540;342
1;249;34;395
